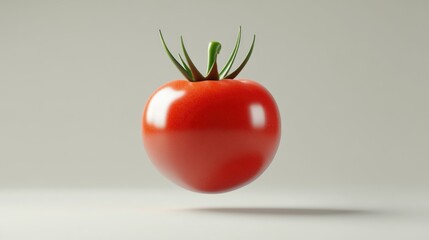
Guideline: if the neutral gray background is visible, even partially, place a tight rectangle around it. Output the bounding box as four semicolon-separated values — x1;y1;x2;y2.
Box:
1;0;428;191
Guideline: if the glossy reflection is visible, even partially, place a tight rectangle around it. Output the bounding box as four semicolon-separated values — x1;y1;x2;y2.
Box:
249;103;266;129
145;87;185;128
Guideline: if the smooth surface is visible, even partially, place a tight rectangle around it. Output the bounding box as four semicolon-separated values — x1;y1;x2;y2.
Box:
1;188;428;239
143;80;280;192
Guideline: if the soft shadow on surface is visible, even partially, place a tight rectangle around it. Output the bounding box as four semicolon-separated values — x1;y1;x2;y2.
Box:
185;207;383;216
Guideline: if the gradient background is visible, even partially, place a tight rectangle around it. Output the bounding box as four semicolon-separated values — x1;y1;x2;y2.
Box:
1;0;428;192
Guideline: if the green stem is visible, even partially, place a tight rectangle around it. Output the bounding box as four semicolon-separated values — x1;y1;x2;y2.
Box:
224;34;256;79
219;26;241;79
159;30;193;81
159;27;255;82
205;41;221;80
181;36;205;81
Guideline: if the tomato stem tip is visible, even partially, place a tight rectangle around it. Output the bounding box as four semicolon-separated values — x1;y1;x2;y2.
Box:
159;27;255;82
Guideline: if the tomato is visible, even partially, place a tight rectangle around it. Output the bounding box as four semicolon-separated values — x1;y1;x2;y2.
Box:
142;79;280;193
142;28;281;193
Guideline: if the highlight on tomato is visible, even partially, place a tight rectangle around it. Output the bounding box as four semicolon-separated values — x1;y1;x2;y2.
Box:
142;27;281;193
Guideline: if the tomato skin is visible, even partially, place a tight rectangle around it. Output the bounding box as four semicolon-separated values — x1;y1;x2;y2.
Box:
142;79;281;193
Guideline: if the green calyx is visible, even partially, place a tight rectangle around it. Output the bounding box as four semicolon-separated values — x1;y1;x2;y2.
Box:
159;26;255;82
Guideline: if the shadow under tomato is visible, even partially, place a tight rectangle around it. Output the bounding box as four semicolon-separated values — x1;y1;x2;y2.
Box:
185;207;386;217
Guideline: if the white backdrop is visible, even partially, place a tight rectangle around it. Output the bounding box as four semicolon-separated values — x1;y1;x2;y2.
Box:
1;0;428;191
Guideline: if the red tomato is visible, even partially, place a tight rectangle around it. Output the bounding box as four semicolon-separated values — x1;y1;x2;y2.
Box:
142;79;281;193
